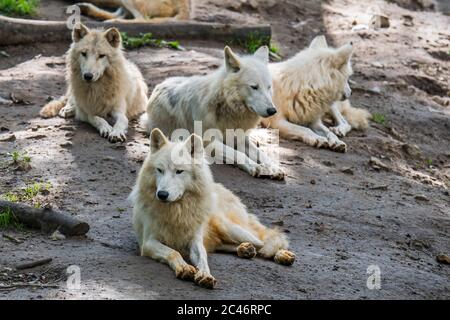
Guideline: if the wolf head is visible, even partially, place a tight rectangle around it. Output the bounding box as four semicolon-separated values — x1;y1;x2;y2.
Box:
70;23;122;83
144;129;212;203
304;35;354;102
222;46;277;118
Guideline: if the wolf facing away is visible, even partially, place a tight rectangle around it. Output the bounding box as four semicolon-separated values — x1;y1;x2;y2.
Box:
130;129;295;289
40;24;148;142
145;46;285;180
261;35;371;152
76;0;191;22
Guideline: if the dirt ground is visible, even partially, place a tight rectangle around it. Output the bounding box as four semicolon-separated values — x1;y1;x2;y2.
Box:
0;0;449;299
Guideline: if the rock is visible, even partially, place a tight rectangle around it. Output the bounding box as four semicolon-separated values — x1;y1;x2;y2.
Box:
0;127;9;132
50;230;66;241
436;254;450;265
402;143;422;159
414;195;429;202
369;157;389;171
370;185;388;191
60;141;73;148
0;96;12;105
341;167;354;175
370;15;390;29
322;160;335;167
272;220;284;226
371;61;384;68
351;24;369;32
0;133;16;142
402;15;414;27
310;179;316;185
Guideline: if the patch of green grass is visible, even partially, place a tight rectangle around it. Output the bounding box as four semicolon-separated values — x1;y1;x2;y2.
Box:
0;207;23;230
425;159;433;166
121;32;184;51
240;32;271;54
1;181;51;209
0;0;39;17
269;43;280;55
372;113;386;125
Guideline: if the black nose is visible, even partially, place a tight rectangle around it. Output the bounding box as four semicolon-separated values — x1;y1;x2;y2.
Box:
84;73;93;81
157;190;169;201
266;108;277;116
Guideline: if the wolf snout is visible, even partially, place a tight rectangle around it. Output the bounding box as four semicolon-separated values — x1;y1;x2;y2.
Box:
83;73;94;82
266;107;277;116
157;190;169;201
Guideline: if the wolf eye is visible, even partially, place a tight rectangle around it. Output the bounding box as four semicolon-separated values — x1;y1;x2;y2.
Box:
157;168;164;174
99;54;106;59
176;170;184;175
250;85;259;90
81;52;87;57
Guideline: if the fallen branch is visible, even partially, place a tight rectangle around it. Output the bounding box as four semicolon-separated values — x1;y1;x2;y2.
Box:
15;258;52;271
0;201;89;236
0;15;271;46
2;233;23;244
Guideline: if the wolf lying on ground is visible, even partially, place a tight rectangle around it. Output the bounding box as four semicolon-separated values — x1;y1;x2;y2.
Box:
145;46;285;180
75;0;191;22
130;129;295;289
261;35;371;152
40;23;148;142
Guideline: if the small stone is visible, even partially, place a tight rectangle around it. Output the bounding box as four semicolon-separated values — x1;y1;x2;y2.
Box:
402;143;421;159
436;254;450;265
322;160;335;167
310;179;316;185
50;230;66;241
371;61;384;68
340;167;354;175
414;195;429;202
0;133;16;142
60;141;73;148
370;14;390;29
369;157;389;170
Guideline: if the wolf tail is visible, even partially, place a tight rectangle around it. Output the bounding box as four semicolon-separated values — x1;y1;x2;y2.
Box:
339;100;371;130
39;96;67;118
247;215;289;258
77;3;122;21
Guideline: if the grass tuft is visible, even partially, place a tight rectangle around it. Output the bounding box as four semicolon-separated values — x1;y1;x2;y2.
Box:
0;0;39;17
0;207;23;230
372;113;386;125
121;32;184;51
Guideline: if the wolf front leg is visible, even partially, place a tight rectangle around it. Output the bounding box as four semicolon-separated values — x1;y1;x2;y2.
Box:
76;108;113;139
109;110;128;143
329;101;352;137
243;135;285;180
206;139;264;178
141;238;197;281
271;118;329;149
189;231;217;289
312;118;347;153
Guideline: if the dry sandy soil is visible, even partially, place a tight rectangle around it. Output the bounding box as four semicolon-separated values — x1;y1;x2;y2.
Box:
0;0;449;299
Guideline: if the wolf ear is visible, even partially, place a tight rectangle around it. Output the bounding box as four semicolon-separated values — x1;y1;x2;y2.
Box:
253;46;269;64
150;128;168;153
73;23;89;42
331;43;353;69
184;134;203;159
224;46;241;72
309;35;328;49
104;27;121;48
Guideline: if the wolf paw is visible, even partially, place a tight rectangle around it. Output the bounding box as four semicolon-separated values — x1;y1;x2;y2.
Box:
98;123;113;139
328;138;347;153
237;242;257;259
175;264;197;281
311;136;329;148
194;271;217;289
259;163;286;180
330;124;351;138
108;129;127;143
58;106;75;119
274;249;296;266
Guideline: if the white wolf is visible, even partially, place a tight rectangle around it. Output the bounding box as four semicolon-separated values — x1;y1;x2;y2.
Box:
130;129;295;289
145;46;285;179
262;35;371;152
40;23;148;142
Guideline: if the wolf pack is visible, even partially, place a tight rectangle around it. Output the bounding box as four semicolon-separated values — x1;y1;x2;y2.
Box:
39;18;371;289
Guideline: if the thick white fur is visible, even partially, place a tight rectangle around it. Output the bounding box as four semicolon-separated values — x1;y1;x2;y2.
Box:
130;129;295;289
145;46;285;179
262;35;371;152
40;24;148;142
